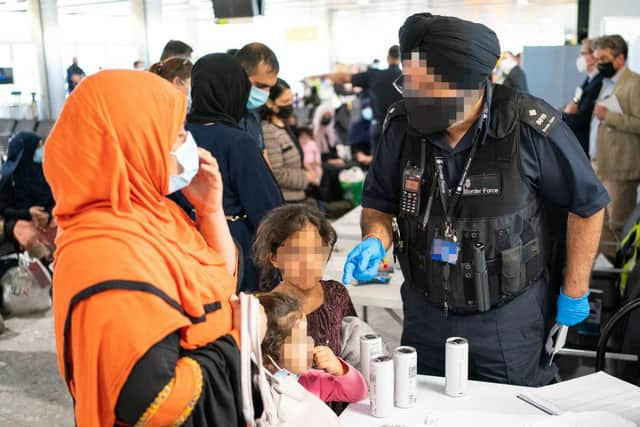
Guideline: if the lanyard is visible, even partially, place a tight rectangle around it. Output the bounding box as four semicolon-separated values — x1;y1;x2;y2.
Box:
434;111;488;238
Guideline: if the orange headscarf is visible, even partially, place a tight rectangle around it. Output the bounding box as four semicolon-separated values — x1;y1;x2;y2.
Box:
45;70;237;426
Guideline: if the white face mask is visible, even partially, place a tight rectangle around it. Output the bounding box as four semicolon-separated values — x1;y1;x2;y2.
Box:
576;55;588;73
500;58;517;74
168;131;199;194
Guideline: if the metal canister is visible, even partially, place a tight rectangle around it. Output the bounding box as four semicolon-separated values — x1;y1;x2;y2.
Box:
445;337;468;397
370;354;394;418
360;333;383;387
393;346;417;408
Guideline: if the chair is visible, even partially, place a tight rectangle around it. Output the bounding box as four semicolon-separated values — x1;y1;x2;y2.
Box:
0;119;15;136
35;120;55;139
13;119;37;134
596;297;640;384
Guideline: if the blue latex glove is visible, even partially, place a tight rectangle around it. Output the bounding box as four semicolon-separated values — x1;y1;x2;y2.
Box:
342;237;386;285
556;288;591;326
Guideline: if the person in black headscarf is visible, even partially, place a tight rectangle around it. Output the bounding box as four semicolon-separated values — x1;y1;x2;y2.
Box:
182;53;283;292
0;131;56;261
343;13;609;386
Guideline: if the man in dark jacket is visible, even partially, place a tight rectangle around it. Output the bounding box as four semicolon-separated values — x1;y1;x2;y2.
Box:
66;57;85;94
562;38;603;157
500;51;529;94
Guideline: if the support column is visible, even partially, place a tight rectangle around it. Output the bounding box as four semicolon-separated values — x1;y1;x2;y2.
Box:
130;0;149;67
30;0;64;120
143;0;164;63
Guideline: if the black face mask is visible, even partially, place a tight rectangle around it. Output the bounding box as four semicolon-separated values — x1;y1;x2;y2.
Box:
320;115;332;126
598;62;616;79
404;97;464;135
276;104;294;120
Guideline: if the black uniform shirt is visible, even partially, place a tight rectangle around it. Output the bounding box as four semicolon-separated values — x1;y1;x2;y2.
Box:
352;65;403;122
362;88;610;218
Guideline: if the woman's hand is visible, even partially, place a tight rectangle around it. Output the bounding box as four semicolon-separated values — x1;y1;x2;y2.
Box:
183;148;223;216
29;206;49;229
313;346;345;376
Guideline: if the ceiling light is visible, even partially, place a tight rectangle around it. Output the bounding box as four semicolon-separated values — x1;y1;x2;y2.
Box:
357;0;369;5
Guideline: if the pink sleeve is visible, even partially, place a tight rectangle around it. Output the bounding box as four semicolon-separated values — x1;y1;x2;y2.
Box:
298;360;368;403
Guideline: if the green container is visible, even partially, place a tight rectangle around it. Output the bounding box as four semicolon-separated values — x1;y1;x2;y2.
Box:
340;179;364;206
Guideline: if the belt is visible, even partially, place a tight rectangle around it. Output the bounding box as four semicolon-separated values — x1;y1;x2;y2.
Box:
226;213;248;222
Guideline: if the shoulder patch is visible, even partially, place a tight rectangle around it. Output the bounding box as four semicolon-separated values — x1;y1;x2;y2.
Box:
518;95;560;137
382;100;406;134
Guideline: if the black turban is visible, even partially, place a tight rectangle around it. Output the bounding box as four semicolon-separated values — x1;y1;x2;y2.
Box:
399;13;500;89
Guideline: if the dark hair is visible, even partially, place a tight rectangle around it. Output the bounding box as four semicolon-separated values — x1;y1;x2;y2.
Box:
133;60;144;68
260;78;290;122
593;35;628;60
160;40;193;61
258;292;303;370
149;57;193;83
388;45;400;59
236;42;280;76
226;48;239;56
253;204;337;290
295;126;313;139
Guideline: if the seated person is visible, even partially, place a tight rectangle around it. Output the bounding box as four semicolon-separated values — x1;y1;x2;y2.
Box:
0;132;56;261
347;101;374;167
258;292;367;405
312;105;346;202
44;69;243;427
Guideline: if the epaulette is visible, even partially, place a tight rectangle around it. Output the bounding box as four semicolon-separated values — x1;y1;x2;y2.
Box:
382;100;407;135
518;93;560;137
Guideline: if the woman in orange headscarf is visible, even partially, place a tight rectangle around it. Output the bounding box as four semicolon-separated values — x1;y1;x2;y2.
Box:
45;69;244;426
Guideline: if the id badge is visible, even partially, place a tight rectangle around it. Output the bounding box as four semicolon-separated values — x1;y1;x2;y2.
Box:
431;238;459;265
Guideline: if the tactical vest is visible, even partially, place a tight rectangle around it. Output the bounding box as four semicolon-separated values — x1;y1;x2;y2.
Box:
392;84;559;314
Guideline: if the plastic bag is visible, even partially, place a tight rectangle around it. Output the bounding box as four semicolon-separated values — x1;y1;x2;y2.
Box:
0;252;51;316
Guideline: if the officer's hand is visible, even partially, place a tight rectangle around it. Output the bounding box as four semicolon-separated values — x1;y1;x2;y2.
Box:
556;288;590;327
342;237;386;285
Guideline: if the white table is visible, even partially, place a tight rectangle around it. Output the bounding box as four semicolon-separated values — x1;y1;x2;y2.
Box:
324;206;404;324
339;375;546;426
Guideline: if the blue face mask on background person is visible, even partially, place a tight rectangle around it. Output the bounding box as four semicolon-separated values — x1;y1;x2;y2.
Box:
33;146;44;163
246;86;270;110
168;132;199;194
361;107;373;121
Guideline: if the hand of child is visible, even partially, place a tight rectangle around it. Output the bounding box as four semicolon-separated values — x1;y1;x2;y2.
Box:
313;346;345;376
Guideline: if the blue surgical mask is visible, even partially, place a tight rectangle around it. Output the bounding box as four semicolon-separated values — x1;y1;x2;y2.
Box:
168;132;199;194
247;86;270;110
361;107;373;121
274;368;300;381
33;146;44;163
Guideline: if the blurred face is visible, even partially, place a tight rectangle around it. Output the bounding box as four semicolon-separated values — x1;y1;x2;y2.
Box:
594;48;625;72
266;88;293;114
580;43;596;71
249;61;278;91
273;222;330;291
401;51;482;125
172;76;191;97
281;315;315;375
168;126;188;176
70;73;83;84
298;133;311;145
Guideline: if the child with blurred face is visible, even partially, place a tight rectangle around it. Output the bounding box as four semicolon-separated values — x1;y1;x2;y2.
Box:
258;292;367;403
